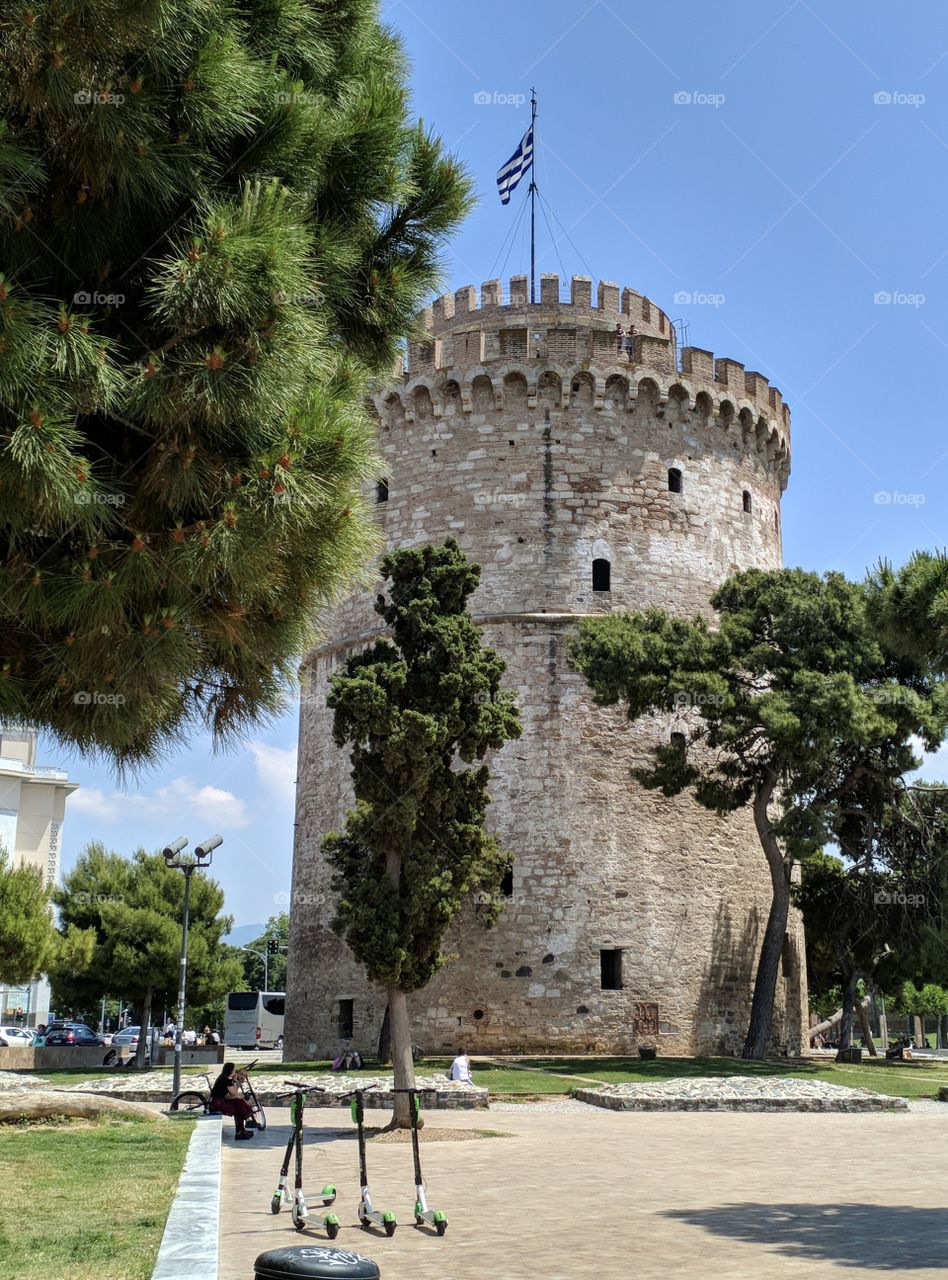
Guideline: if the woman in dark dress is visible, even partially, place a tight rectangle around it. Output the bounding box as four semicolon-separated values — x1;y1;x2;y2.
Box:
210;1062;255;1139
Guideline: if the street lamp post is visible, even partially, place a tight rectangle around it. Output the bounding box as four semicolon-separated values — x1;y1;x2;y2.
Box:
163;834;223;1100
240;947;269;993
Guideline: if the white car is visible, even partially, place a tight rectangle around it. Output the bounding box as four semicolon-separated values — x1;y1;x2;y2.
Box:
0;1027;35;1047
105;1025;151;1065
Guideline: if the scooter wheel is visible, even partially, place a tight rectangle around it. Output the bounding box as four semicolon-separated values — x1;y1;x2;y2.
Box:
436;1219;448;1237
270;1196;282;1215
293;1215;306;1232
326;1221;339;1240
385;1220;397;1237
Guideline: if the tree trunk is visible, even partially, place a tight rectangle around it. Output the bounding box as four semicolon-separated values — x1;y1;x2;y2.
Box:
383;848;416;1128
914;1014;925;1049
387;986;416;1129
855;995;877;1056
836;969;858;1054
809;995;873;1041
742;774;790;1060
0;1091;166;1123
377;1004;392;1065
133;988;153;1070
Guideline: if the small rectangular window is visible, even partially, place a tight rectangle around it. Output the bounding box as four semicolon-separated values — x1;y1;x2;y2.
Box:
742;490;752;514
600;949;623;990
592;558;611;592
338;998;354;1039
376;479;389;503
668;467;683;493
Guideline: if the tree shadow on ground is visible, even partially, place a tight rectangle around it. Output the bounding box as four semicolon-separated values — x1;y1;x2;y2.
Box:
662;1202;948;1270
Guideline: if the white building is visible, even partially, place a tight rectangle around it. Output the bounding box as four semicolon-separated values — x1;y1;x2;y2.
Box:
0;724;77;1026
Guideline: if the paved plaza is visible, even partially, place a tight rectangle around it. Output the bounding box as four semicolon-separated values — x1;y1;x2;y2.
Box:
217;1101;948;1280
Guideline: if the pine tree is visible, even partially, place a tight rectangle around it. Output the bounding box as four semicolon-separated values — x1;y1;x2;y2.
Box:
572;566;948;1059
0;1;473;765
51;842;242;1066
324;540;522;1125
0;845;58;983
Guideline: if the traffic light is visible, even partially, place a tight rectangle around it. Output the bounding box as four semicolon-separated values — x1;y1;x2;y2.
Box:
266;937;279;955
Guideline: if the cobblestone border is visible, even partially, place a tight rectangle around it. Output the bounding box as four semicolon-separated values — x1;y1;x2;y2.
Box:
573;1084;909;1113
151;1114;222;1280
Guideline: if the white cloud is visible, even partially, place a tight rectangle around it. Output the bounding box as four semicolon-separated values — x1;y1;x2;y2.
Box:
68;776;250;829
249;742;298;806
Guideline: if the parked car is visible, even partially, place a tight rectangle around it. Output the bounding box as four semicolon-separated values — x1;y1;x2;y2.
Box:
0;1027;35;1047
43;1021;104;1047
104;1025;152;1066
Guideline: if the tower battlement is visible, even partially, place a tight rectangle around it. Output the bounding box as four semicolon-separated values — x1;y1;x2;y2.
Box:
404;275;789;437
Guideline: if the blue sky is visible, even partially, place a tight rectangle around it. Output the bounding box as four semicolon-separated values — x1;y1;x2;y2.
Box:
44;0;948;929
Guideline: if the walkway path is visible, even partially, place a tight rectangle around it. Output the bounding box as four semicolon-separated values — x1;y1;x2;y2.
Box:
218;1099;948;1279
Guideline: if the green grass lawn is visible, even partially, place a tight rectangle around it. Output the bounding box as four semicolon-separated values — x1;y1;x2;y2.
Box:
0;1117;193;1280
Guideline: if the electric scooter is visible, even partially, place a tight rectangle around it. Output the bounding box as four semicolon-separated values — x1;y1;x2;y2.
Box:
270;1081;340;1238
350;1088;397;1236
398;1087;447;1236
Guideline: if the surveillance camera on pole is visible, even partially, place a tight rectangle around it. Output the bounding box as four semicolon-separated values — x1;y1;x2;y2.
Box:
163;836;188;863
166;834;225;1099
195;834;223;864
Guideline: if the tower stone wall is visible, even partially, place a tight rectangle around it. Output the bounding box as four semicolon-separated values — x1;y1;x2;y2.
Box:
286;273;807;1061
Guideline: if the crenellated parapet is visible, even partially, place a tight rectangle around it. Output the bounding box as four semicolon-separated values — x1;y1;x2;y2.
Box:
401;275;790;441
374;354;791;489
408;274;676;378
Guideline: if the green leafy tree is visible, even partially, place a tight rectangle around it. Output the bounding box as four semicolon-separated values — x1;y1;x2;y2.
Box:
238;912;289;992
572;567;947;1059
324;540;522;1124
0;0;473;765
51;842;242;1066
893;980;948;1047
0;846;59;984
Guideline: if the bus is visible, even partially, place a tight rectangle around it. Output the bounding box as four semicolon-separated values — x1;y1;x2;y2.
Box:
224;991;285;1050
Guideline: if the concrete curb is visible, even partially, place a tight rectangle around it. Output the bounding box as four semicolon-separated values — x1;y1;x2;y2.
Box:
151;1113;222;1280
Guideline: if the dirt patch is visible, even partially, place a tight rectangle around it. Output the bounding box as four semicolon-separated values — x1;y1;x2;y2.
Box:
324;1125;509;1143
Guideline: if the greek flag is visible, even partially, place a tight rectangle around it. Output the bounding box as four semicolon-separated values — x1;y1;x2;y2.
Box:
496;126;534;205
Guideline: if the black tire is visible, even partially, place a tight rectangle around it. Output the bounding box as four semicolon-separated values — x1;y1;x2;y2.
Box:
436;1220;447;1237
171;1091;208;1115
270;1196;282;1215
102;1050;117;1067
293;1217;306;1232
385;1220;397;1238
244;1086;266;1130
326;1222;339;1240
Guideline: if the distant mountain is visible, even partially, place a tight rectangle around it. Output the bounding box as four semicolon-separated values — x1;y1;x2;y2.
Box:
224;922;265;948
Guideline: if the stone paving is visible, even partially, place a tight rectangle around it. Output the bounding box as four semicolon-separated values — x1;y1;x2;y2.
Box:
574;1075;909;1112
217;1096;948;1280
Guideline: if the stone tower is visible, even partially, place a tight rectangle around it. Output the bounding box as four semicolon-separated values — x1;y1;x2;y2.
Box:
286;272;807;1060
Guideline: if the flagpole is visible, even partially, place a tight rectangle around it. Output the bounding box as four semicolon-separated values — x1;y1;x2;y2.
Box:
529;87;537;304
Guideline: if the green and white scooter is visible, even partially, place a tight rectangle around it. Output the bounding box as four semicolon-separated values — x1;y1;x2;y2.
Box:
399;1088;447;1236
350;1088;397;1236
270;1081;340;1238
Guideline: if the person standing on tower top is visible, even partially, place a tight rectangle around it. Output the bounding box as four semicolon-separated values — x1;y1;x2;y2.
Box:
614;322;625;355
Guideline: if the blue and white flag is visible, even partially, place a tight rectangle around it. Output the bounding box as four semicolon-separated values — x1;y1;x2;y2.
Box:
496;126;534;205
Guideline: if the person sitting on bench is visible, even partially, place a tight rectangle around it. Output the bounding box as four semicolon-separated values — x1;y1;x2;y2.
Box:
209;1062;255;1139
